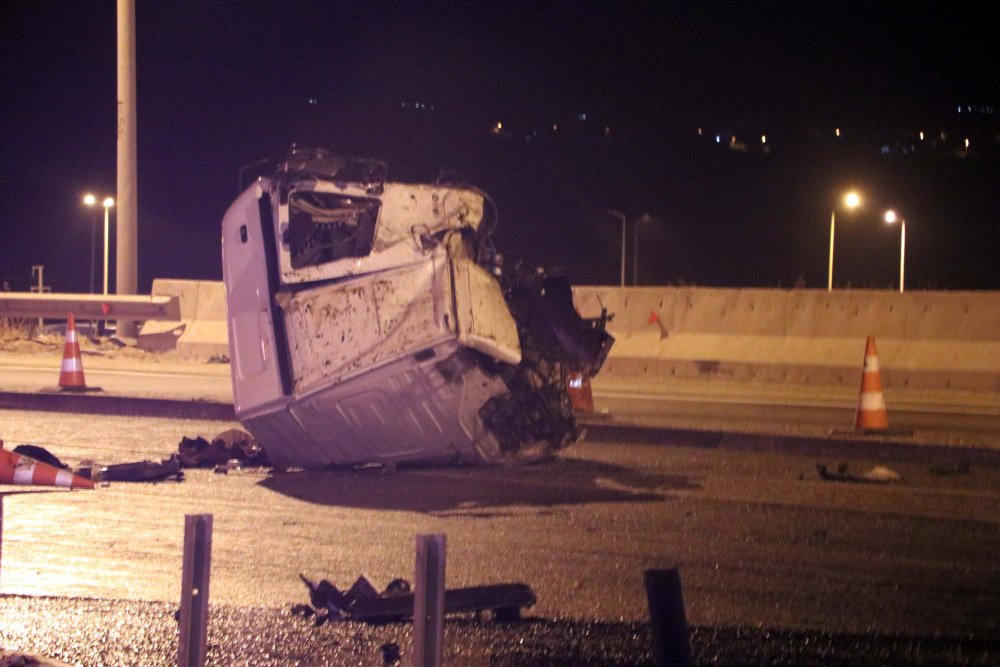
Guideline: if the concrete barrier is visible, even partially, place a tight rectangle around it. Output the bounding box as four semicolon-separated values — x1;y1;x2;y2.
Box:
135;279;1000;394
572;287;1000;393
138;279;229;359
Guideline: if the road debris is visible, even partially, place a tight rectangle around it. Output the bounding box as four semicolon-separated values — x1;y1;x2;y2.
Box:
89;455;184;483
817;462;901;484
295;574;536;625
177;429;270;468
11;444;67;470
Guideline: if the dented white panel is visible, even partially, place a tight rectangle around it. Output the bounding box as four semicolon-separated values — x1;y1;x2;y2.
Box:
453;257;522;365
282;253;455;395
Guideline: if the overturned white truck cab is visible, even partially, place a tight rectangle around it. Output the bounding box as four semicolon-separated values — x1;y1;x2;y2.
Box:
221;147;613;468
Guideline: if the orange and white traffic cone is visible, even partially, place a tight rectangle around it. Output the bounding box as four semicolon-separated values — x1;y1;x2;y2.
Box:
58;313;87;390
854;336;889;431
0;440;95;489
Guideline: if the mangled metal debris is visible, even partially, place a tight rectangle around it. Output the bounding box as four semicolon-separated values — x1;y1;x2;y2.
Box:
177;429;270;469
221;146;613;469
294;574;536;625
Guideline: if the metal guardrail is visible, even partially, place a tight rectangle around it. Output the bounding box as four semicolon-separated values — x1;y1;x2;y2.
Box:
0;292;181;321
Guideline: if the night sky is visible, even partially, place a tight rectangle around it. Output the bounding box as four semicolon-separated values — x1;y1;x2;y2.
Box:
2;1;998;293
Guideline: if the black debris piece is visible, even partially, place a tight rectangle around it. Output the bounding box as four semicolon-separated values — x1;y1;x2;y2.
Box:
94;455;184;483
177;429;271;468
296;574;536;624
12;444;67;470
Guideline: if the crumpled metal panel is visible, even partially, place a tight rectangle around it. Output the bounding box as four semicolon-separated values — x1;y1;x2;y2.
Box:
452;254;522;365
281;254;453;395
276;182;484;286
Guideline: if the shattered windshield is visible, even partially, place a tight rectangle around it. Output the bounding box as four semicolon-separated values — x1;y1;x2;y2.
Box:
283;191;381;269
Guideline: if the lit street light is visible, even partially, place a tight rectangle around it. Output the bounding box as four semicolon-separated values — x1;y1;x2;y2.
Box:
84;194;115;295
884;210;906;293
827;191;861;291
83;194;98;293
605;210;627;287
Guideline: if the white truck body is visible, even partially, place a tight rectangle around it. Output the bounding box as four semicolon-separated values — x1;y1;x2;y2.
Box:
221;148;611;468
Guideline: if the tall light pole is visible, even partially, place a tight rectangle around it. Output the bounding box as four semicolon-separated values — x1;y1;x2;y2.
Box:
84;194;114;295
83;194;99;293
605;210;627;287
827;191;861;291
884;210;906;293
101;197;115;295
633;214;655;286
117;0;138;335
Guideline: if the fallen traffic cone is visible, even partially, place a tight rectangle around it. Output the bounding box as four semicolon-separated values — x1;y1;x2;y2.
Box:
58;313;87;390
854;336;889;431
0;440;95;489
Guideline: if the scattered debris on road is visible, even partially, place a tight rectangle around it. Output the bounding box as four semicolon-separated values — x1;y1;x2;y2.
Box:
295;574;536;625
89;455;184;483
177;429;270;468
817;462;901;484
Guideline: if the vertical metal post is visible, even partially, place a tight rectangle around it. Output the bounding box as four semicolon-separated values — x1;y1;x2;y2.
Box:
178;514;212;667
413;534;446;667
644;568;692;667
116;0;138;336
828;209;836;291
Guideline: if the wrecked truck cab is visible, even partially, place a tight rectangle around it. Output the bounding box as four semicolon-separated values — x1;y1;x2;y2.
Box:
221;147;612;469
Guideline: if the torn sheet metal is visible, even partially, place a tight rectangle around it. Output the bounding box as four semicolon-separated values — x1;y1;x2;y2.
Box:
221;146;613;468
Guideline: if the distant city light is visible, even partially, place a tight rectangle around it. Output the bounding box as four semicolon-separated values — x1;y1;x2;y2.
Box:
492;121;503;135
965;137;970;149
603;126;611;137
715;135;721;143
552;123;558;132
697;127;703;135
761;134;767;144
835;128;841;138
577;112;588;121
919;131;925;141
308;97;318;105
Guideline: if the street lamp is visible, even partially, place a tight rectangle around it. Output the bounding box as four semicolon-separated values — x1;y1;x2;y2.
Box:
633;214;655;286
605;210;627;287
84;194;115;295
83;194;98;293
827;191;861;291
884;210;906;293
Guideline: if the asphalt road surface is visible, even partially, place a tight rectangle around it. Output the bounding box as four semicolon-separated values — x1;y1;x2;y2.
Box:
1;404;998;665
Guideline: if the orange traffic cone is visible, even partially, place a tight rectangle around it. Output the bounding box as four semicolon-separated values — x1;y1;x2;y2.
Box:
565;370;595;414
58;313;87;390
854;336;889;431
0;440;95;489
